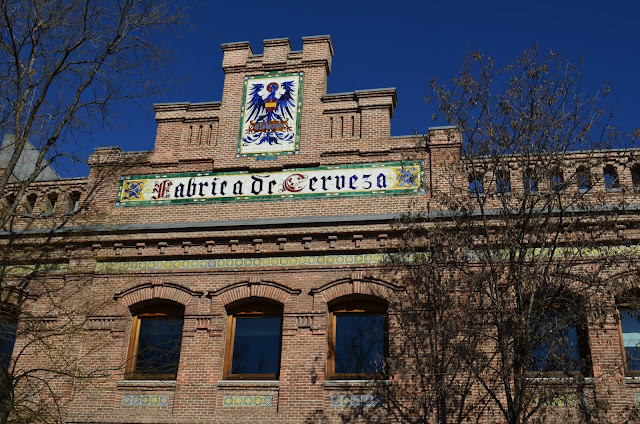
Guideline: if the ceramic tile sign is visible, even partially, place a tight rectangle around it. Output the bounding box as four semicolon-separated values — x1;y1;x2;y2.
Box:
116;160;423;207
238;72;303;157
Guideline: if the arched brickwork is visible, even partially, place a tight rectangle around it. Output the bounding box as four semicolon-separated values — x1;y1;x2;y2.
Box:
310;277;403;305
114;281;203;308
209;280;301;307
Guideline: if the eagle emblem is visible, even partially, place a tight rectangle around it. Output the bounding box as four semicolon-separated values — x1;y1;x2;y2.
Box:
238;73;302;156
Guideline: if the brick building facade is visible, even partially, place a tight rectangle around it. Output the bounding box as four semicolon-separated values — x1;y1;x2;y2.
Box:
2;36;640;423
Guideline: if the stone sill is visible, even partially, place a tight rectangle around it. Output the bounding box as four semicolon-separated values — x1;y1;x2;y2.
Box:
116;380;177;391
625;376;640;384
217;380;280;389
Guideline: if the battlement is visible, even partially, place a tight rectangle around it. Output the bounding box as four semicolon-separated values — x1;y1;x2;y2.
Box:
221;35;333;74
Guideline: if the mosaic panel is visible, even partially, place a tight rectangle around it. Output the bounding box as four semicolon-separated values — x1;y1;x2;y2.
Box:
331;395;382;407
238;72;303;157
532;393;581;407
467;244;640;261
5;263;68;275
223;395;273;407
96;253;385;273
121;394;169;407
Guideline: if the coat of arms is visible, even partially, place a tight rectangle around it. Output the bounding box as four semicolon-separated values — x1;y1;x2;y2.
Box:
238;72;303;157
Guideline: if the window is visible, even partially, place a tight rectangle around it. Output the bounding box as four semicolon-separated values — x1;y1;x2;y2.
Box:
126;301;184;380
0;319;17;372
529;310;590;375
603;165;620;192
618;306;640;374
67;191;81;213
524;169;538;194
328;297;387;379
469;173;484;197
495;170;511;195
550;168;565;193
22;194;37;215
632;164;640;193
576;166;592;193
44;193;57;215
224;301;282;380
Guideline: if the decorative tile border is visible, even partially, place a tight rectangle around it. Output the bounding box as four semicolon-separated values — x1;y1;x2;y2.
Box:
532;393;580;407
115;160;424;207
468;244;640;261
331;395;382;407
96;253;385;273
121;394;169;407
635;393;640;404
5;263;68;275
223;395;273;407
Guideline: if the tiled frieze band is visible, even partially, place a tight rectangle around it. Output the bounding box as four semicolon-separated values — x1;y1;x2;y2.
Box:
96;253;385;273
331;395;382;407
121;394;169;407
532;393;581;407
6;263;68;275
223;395;273;407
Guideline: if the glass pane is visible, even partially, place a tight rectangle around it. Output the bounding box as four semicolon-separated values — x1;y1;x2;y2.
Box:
0;321;17;371
496;174;510;194
135;317;183;376
620;309;640;371
232;316;282;375
550;173;564;192
530;311;581;372
335;314;384;374
469;179;483;195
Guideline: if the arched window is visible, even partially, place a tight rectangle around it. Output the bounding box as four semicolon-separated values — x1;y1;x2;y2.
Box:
327;295;387;379
67;191;81;214
631;164;640;193
468;173;484;197
224;300;283;380
126;300;184;380
529;306;591;376
23;193;37;215
43;192;57;215
524;168;538;194
576;166;592;193
495;169;511;195
0;304;18;372
617;294;640;375
550;168;565;193
603;165;620;192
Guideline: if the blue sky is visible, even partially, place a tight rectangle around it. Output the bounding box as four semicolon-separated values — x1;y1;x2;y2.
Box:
89;0;639;167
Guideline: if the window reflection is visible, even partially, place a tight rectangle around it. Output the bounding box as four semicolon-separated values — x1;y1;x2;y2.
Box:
0;320;17;371
530;311;587;373
620;309;640;372
135;316;183;377
231;316;282;375
127;301;184;380
335;314;384;374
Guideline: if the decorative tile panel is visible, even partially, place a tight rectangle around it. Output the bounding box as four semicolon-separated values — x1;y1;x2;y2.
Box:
331;395;382;407
635;393;640;404
115;160;424;207
96;253;385;273
121;394;169;407
467;244;640;261
6;263;68;275
532;393;580;407
223;395;273;407
238;72;303;157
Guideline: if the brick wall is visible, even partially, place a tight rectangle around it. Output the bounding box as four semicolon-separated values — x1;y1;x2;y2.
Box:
4;35;640;423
